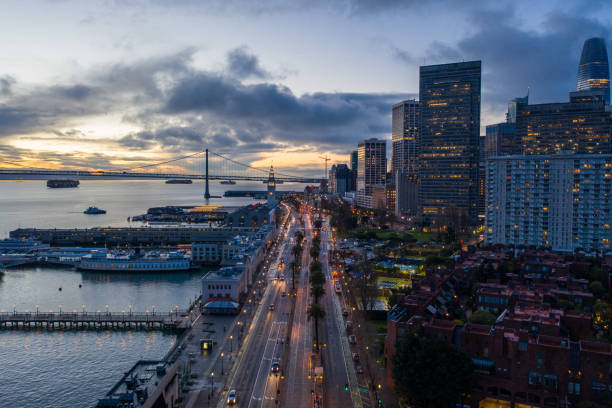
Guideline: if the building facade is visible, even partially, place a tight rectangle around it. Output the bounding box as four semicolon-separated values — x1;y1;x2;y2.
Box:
485;153;612;254
577;37;610;104
418;61;481;226
515;91;612;155
356;138;387;208
329;163;352;195
485;122;516;158
392;99;420;216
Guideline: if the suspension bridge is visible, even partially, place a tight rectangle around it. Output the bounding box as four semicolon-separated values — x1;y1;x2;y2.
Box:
0;149;324;197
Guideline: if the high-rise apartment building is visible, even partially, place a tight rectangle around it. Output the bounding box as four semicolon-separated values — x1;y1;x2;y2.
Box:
577;37;610;104
350;150;358;172
515;90;612;155
418;61;481;227
485;153;612;254
356;138;387;208
392;100;419;216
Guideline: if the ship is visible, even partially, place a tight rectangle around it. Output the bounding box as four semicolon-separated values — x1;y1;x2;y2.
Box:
47;179;79;188
78;250;191;272
84;206;106;215
165;179;192;184
220;180;236;185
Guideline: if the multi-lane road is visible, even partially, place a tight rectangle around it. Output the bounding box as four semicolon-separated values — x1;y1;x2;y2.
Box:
212;204;367;408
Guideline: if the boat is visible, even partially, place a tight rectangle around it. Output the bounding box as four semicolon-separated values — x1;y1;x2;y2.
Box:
84;206;106;215
220;180;236;185
166;179;192;184
0;238;50;253
78;250;191;272
47;179;79;188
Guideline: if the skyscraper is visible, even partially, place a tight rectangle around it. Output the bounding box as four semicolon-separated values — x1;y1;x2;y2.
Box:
392;100;419;216
577;37;610;104
391;100;419;175
418;61;481;227
356;138;386;208
515;90;612;155
350;150;358;171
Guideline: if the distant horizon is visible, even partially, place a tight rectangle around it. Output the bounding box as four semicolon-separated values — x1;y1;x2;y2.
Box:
0;0;610;175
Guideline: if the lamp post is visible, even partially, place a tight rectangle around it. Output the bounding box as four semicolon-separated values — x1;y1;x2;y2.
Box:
128;304;132;316
210;372;214;398
59;304;62;315
152;305;156;315
229;335;233;352
105;304;109;315
82;304;86;315
13;304;16;315
36;304;39;315
221;352;224;375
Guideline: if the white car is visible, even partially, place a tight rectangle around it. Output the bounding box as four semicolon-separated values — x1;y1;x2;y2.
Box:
227;389;237;405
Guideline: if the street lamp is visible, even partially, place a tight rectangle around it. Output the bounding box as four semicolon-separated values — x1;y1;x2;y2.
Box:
129;304;132;316
105;304;109;315
229;335;233;352
59;304;62;315
210;372;214;397
152;305;156;315
82;304;86;315
221;352;224;375
36;304;39;315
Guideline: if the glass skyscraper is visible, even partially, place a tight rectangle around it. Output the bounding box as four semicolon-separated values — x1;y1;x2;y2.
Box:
418;61;481;227
577;37;610;104
392;100;419;216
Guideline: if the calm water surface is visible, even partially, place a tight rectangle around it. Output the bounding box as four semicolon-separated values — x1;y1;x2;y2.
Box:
0;179;285;407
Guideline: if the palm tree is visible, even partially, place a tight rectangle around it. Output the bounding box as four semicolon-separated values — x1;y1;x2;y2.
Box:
307;303;325;350
310;270;325;287
311;283;325;303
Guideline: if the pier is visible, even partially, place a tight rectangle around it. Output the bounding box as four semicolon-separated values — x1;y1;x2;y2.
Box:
0;310;192;330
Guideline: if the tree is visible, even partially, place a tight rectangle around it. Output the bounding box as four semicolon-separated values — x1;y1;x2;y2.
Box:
311;283;325;304
307;303;326;350
310;270;325;287
589;281;605;298
392;333;473;408
469;309;497;326
353;253;377;312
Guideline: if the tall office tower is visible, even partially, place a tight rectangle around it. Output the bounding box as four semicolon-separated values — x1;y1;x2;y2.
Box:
391;100;419;174
350;150;358;191
506;95;528;123
350;150;358;171
478;136;486;218
485;153;612;254
515;90;612;155
485;122;516;158
392;100;419;216
419;61;481;227
356;138;387;208
329;164;351;195
577;37;610;104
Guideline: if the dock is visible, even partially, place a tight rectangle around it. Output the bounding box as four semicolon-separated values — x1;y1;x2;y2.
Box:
0;311;192;330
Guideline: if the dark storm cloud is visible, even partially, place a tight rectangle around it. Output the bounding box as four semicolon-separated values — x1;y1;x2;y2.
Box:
55;84;96;100
227;47;270;79
426;9;611;113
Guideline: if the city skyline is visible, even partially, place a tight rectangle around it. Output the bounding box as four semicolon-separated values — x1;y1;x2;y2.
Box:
0;1;611;176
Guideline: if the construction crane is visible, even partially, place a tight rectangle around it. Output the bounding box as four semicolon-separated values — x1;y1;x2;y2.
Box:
319;155;330;179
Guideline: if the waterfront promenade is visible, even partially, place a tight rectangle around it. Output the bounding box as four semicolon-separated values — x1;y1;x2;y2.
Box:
0;310;191;330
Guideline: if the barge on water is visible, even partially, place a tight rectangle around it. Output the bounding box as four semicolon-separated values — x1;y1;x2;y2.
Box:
165;179;192;184
47;179;79;188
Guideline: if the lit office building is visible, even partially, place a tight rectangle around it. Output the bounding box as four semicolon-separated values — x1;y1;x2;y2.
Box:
515;90;612;155
485;153;612;254
418;61;481;227
356;138;387;208
577;37;610;104
392;99;419;216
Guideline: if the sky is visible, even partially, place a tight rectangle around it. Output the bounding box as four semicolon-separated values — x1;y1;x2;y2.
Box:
0;0;611;176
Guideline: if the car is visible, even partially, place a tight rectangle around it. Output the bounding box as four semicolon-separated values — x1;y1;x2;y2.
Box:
348;334;357;344
345;321;353;331
269;304;275;311
352;352;360;362
271;362;280;373
281;292;286;297
342;309;349;317
227;389;237;405
355;364;364;374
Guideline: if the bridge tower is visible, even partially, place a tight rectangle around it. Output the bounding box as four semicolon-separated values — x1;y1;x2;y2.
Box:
204;149;210;199
267;165;276;206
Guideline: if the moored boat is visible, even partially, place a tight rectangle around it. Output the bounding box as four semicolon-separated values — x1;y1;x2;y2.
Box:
84;206;106;214
78;250;191;272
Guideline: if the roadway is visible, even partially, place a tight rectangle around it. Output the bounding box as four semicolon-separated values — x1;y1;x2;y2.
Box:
219;205;296;408
283;211;314;408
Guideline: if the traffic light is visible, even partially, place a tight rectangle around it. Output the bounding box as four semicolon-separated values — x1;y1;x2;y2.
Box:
344;383;349;391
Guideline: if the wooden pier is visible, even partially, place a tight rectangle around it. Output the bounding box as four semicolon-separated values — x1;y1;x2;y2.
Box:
0;311;191;330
